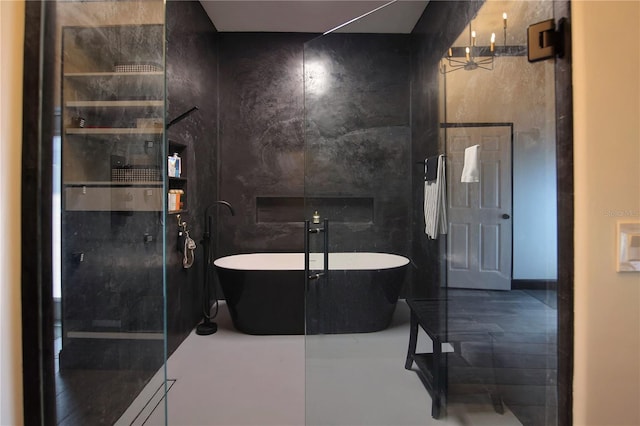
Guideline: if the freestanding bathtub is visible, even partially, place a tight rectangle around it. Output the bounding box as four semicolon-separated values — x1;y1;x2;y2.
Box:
213;252;410;335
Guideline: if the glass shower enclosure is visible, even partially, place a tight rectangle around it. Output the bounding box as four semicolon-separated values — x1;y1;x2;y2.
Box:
25;0;566;423
302;3;416;425
302;0;561;425
46;1;169;424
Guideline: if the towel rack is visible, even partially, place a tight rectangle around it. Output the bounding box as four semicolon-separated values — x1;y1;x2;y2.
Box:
415;154;446;165
418;154;446;181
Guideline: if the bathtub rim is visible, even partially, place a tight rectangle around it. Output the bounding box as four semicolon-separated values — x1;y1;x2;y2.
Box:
213;252;410;272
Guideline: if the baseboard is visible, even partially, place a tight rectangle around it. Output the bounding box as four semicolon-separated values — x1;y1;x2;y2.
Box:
512;279;557;290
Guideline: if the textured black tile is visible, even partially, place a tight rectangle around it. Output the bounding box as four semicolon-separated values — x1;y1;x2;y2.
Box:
460;341;557;357
55;368;152;425
498;385;557;407
441;289;558;425
55;3;217;424
166;0;220;353
219;33;412;259
491;331;558;345
494;368;556;386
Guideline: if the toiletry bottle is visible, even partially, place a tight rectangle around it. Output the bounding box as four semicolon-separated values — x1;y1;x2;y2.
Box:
168;155;176;177
173;153;181;178
168;189;177;211
177;189;184;210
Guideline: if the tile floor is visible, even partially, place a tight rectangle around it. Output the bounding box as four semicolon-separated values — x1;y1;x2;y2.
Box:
117;299;530;426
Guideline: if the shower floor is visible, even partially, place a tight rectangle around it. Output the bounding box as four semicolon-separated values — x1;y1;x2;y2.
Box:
116;291;557;426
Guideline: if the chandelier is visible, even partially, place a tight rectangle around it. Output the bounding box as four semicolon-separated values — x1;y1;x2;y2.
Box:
441;12;508;73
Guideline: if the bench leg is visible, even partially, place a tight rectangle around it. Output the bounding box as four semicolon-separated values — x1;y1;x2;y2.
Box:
432;336;443;419
405;311;418;370
491;392;505;415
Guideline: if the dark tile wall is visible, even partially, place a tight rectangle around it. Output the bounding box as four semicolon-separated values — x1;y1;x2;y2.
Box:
217;33;311;254
165;1;219;353
304;34;412;254
59;23;165;371
218;33;412;263
48;4;218;423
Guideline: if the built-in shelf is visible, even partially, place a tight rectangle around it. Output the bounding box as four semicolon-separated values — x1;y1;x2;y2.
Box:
64;185;163;211
65;181;163;187
64;71;163;78
255;196;375;223
66;127;163;135
66;100;163;108
167;139;188;212
168;140;186;150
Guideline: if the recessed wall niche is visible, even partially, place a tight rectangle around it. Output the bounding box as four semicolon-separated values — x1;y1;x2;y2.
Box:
256;196;375;223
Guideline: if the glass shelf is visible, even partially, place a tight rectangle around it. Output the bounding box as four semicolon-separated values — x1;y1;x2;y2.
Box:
66;100;163;108
66;127;163;135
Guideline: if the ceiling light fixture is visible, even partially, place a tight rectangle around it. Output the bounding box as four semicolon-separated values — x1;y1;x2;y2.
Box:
441;12;508;73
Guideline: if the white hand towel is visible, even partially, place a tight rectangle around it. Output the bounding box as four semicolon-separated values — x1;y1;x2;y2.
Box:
461;144;480;183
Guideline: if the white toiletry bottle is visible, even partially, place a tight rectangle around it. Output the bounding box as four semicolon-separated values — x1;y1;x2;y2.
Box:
168;155;176;177
173;153;181;178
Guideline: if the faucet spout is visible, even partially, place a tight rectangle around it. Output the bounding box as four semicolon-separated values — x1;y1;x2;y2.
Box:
214;200;235;216
204;200;235;238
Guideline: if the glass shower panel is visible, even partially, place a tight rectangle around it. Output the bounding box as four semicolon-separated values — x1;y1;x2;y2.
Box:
303;2;416;424
51;1;168;424
441;1;558;425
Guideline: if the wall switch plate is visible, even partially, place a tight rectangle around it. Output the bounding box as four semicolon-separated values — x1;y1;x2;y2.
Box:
617;220;640;272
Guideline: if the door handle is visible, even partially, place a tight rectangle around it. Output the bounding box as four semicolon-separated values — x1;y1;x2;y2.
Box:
323;218;329;279
502;213;511;219
304;220;310;288
304;218;329;286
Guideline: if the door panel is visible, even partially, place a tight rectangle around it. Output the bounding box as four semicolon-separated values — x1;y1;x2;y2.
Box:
446;125;512;290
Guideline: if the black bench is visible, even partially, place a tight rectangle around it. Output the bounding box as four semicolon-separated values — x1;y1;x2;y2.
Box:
404;298;504;419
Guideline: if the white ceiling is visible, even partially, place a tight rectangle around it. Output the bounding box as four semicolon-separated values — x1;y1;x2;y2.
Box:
199;1;550;46
199;1;429;34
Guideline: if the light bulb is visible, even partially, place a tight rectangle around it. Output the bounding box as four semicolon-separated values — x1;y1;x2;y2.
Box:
503;12;508;29
465;46;470;61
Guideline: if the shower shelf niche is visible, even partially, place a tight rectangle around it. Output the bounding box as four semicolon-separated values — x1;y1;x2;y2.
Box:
168;139;187;214
61;23;165;213
65;128;163;135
